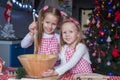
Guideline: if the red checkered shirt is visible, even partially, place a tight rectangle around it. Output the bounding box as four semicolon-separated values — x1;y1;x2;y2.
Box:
38;35;59;54
65;46;92;74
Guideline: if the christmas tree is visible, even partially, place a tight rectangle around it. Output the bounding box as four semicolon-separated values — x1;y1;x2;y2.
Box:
0;0;16;39
83;0;120;76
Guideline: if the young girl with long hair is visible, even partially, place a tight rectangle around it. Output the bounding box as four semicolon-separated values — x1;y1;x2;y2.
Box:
42;17;92;80
21;5;62;54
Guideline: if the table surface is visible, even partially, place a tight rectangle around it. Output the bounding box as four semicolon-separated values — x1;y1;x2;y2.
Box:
8;76;58;80
1;71;120;80
6;76;120;80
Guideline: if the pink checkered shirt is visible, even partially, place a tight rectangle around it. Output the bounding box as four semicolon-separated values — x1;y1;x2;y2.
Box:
65;46;92;74
38;35;59;54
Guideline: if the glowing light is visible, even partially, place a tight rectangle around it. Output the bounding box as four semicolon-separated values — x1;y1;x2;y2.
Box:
12;0;38;18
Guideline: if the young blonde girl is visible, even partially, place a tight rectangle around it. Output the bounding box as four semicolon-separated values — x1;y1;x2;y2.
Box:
21;5;62;54
42;17;92;80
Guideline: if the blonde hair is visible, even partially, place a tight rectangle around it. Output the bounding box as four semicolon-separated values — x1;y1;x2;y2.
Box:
60;17;83;48
34;6;62;53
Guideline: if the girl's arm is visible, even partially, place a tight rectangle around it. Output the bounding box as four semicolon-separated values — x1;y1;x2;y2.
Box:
55;43;87;76
21;33;34;48
21;22;37;48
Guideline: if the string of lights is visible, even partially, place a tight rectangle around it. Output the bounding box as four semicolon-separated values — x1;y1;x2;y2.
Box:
11;0;38;18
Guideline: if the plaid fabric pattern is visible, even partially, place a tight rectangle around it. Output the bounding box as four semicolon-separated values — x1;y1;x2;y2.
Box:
65;47;92;74
70;58;92;73
109;76;120;80
60;47;92;80
65;47;75;62
59;72;75;80
38;35;59;54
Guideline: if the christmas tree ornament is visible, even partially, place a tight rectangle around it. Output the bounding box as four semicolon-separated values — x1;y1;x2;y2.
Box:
92;53;96;57
106;36;112;43
99;30;105;37
112;46;119;58
103;28;108;33
88;28;92;33
96;20;101;28
4;0;13;23
101;4;104;9
94;41;97;45
86;40;90;43
114;33;119;39
108;72;113;76
111;23;115;27
89;33;93;37
98;37;105;44
110;29;114;32
97;57;101;63
94;36;97;39
89;43;94;47
92;18;96;24
116;2;119;7
1;0;16;39
114;11;120;23
108;13;111;18
92;50;97;56
106;61;111;66
112;5;116;10
108;1;112;5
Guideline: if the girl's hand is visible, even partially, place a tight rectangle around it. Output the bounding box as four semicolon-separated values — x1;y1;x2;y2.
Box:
29;21;37;36
42;69;58;77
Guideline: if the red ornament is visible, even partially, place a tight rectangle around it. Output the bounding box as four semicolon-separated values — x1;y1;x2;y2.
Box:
112;46;119;58
99;30;105;36
114;33;119;39
114;11;120;22
4;0;13;23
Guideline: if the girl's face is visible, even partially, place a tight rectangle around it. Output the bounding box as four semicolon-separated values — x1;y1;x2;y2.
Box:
61;22;79;48
42;13;59;34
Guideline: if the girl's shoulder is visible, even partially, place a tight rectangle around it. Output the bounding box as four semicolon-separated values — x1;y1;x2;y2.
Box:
78;43;85;46
77;43;87;49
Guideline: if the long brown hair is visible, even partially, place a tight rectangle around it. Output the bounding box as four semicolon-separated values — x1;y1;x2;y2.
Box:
34;6;62;54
